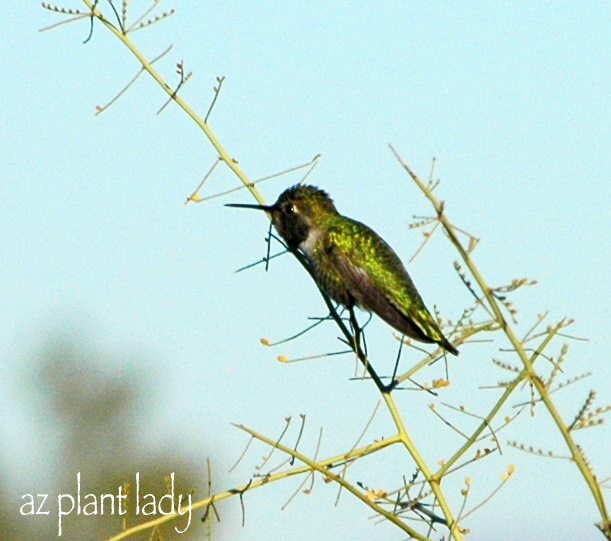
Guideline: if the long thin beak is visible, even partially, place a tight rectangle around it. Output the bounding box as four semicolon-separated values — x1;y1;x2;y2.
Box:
225;202;274;211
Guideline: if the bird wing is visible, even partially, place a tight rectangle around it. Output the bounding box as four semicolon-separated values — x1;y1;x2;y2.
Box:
324;221;457;353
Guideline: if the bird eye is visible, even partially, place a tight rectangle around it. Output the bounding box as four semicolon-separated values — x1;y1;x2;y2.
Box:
285;204;297;214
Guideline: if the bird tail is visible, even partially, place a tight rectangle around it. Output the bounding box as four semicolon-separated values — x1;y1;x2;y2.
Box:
440;337;459;356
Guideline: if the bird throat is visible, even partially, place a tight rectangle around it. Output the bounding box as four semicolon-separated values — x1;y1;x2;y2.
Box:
298;225;325;257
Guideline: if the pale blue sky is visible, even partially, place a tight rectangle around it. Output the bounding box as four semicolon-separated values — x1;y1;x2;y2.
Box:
1;2;610;540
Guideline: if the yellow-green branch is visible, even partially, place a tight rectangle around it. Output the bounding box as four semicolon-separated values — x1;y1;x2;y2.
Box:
81;0;266;206
106;434;400;541
391;146;609;534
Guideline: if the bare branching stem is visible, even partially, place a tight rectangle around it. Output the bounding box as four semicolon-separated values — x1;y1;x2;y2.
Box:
105;433;401;541
80;0;267;207
390;145;609;535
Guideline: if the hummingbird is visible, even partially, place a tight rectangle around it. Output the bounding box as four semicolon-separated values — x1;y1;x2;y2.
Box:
226;184;459;355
